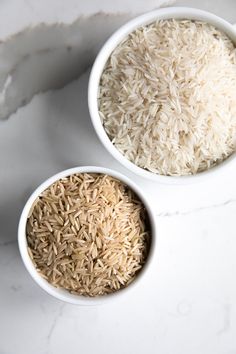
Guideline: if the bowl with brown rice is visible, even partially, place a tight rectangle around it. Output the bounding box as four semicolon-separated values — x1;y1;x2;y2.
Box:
88;7;236;183
18;166;156;305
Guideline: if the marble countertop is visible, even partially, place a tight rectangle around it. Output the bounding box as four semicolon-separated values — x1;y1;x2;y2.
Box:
0;1;236;354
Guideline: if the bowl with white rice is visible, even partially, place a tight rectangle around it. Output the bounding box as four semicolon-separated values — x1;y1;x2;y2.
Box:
18;166;156;305
88;7;236;183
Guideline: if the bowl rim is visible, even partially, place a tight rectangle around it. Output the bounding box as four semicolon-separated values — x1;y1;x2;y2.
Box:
18;166;157;305
88;6;236;185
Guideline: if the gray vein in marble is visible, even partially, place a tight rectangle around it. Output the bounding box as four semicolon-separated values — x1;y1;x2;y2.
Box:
157;198;236;217
0;239;17;247
177;300;192;316
217;304;231;336
0;13;132;120
1;199;235;249
46;303;66;353
167;300;192;318
0;0;173;120
10;284;22;292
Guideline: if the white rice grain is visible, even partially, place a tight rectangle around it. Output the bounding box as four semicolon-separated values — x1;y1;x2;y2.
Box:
99;19;236;176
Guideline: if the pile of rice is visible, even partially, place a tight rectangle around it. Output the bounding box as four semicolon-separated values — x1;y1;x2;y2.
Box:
26;173;150;297
99;19;236;176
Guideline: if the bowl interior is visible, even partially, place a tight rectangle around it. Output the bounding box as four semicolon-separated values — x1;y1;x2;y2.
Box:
18;166;156;305
88;7;236;184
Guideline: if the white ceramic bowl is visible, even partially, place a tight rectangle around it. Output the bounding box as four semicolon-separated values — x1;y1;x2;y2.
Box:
88;7;236;184
18;166;157;305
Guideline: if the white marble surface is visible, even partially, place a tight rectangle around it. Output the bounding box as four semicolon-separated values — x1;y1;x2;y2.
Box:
0;1;236;354
0;0;171;120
